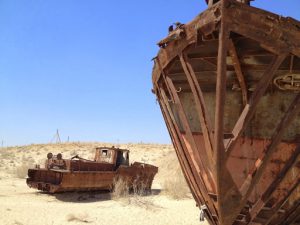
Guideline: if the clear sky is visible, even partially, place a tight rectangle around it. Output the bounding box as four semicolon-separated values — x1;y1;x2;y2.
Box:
0;0;299;146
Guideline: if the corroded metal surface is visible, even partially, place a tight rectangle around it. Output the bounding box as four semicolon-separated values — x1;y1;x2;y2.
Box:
152;0;300;224
27;147;158;193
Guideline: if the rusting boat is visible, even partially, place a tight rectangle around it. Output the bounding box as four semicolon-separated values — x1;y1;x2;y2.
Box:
152;0;300;224
27;147;158;193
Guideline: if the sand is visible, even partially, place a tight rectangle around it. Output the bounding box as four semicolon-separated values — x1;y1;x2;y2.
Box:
0;142;209;225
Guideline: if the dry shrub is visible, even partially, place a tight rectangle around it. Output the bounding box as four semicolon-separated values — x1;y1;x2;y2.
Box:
129;181;160;211
15;158;35;179
66;213;91;223
111;177;160;211
154;149;191;199
128;195;160;211
162;167;190;199
0;150;14;159
112;176;150;199
132;180;147;196
15;163;30;179
111;177;129;199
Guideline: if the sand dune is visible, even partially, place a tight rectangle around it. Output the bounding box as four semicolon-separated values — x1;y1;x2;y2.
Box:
0;142;208;225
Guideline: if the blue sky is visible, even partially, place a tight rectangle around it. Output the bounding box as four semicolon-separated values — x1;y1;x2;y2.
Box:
0;0;299;146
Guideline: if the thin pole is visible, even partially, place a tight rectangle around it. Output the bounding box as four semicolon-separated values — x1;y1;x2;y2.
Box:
56;129;61;143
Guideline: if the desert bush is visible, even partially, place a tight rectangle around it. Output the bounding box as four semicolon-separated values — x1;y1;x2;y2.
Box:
130;180;160;210
132;178;150;196
129;196;159;211
111;177;129;199
15;158;35;179
0;150;14;159
112;177;159;210
15;163;29;179
162;169;190;199
111;178;160;211
112;176;151;198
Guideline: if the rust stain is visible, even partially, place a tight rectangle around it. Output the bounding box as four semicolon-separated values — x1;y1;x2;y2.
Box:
152;0;300;224
27;147;158;193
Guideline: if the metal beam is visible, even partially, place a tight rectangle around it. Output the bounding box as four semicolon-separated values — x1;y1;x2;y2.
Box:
201;57;217;68
271;200;300;225
239;93;300;198
179;53;214;162
214;1;230;224
223;93;300;225
264;174;300;225
248;145;300;223
157;88;202;204
225;55;287;158
280;202;300;225
219;92;300;225
159;87;218;222
208;0;216;7
228;39;248;106
155;58;175;103
165;76;217;192
226;2;300;57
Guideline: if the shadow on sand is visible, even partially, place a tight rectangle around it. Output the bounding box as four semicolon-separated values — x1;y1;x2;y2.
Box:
54;190;112;203
52;188;162;203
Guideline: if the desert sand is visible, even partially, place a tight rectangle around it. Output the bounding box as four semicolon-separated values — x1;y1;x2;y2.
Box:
0;142;209;225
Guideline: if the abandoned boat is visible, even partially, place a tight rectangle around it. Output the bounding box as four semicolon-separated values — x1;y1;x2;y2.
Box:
152;0;300;224
27;147;158;193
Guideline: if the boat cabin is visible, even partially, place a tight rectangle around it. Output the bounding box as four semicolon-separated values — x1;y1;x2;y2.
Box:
94;147;129;167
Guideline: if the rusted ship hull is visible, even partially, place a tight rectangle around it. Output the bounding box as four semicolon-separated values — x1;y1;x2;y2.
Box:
27;162;157;193
152;1;300;225
27;170;115;193
27;147;158;193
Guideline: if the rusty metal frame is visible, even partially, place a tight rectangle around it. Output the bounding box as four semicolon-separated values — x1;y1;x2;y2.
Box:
165;76;217;192
214;2;231;224
226;2;300;57
152;1;300;224
155;58;175;103
201;58;218;68
248;145;300;223
264;175;300;225
239;94;300;197
179;53;214;160
159;86;219;223
220;92;300;224
277;201;300;225
157;88;202;202
224;55;287;158
228;39;248;106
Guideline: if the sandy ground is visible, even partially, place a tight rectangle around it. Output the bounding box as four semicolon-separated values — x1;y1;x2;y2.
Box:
0;142;208;225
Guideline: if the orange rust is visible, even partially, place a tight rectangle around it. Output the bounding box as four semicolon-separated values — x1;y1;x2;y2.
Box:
152;0;300;224
27;147;158;193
